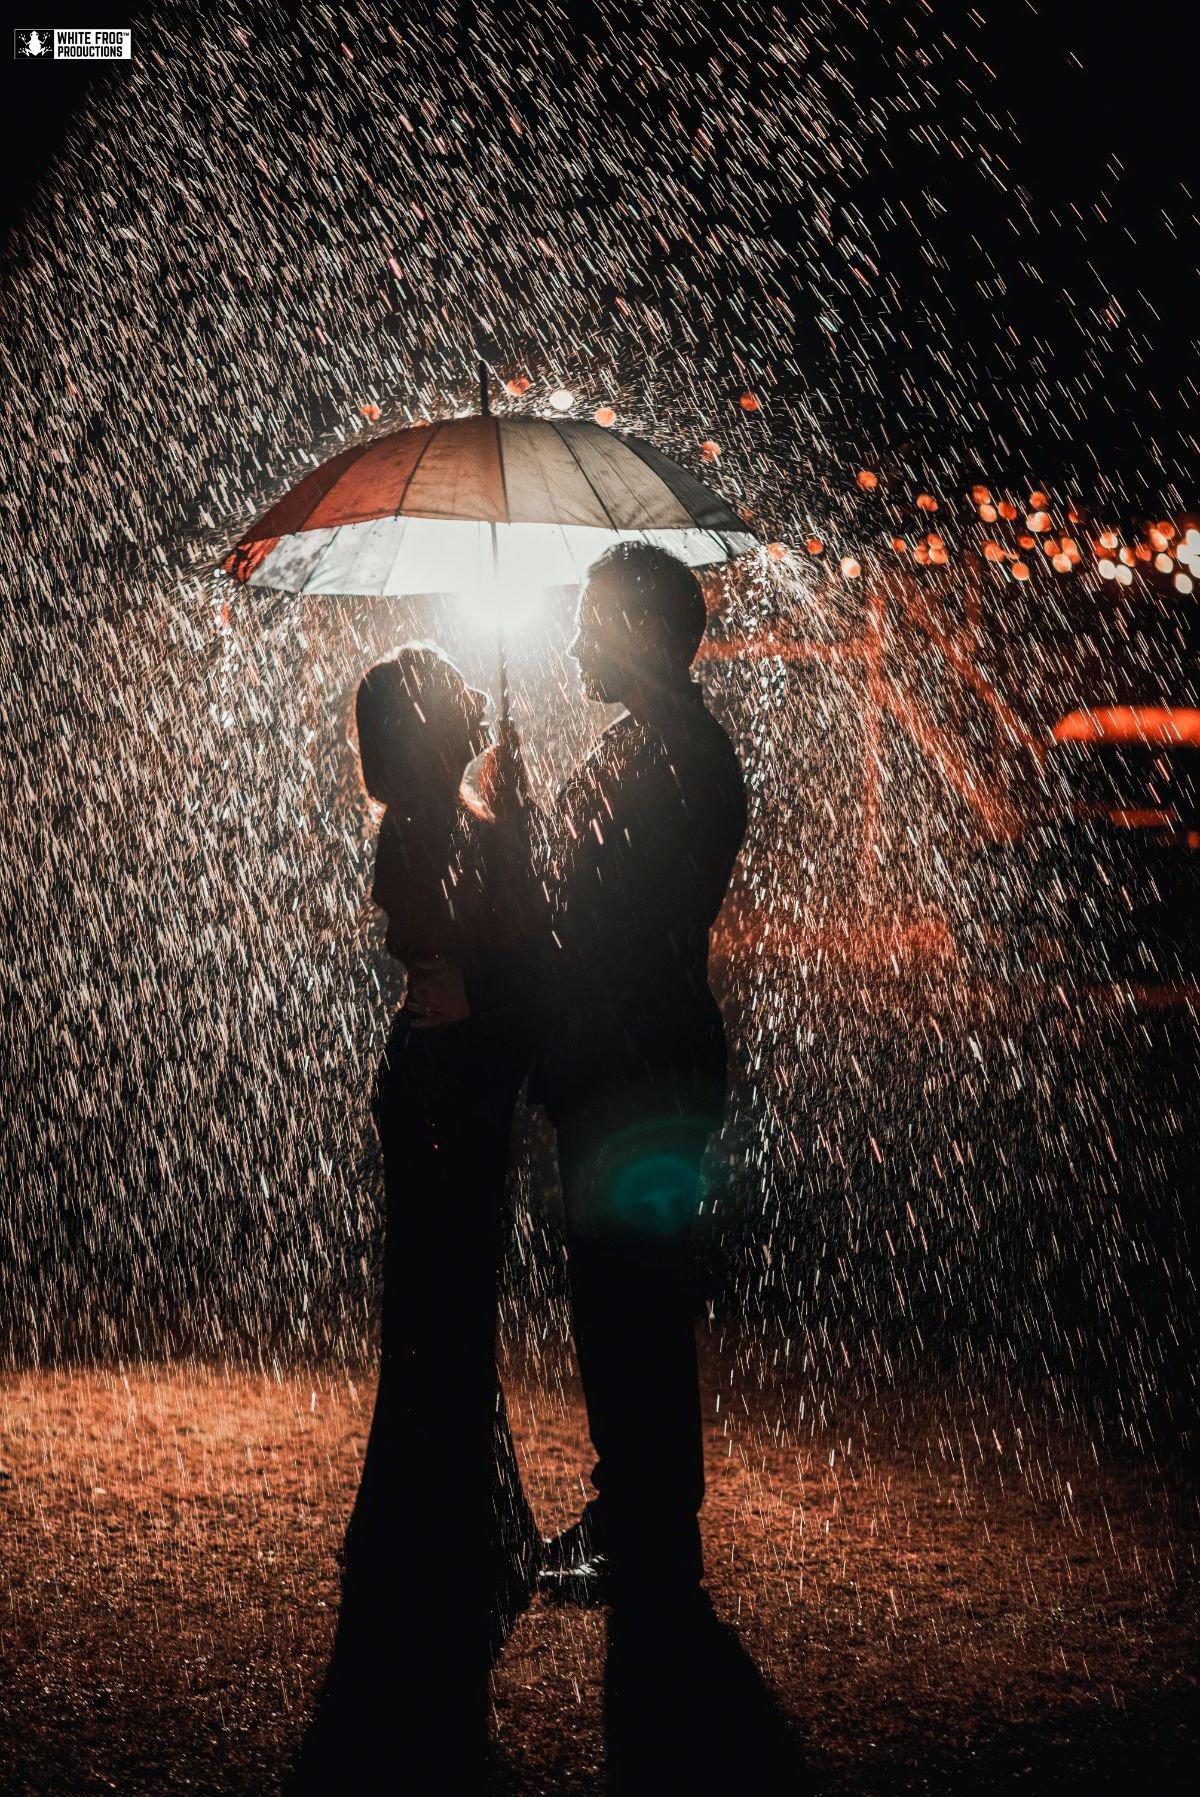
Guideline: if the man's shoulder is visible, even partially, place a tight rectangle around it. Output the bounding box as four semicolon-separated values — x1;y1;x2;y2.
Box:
557;693;744;814
557;713;640;798
658;693;746;796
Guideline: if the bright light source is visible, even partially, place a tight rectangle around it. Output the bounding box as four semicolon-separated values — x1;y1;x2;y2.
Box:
548;388;575;411
456;575;552;636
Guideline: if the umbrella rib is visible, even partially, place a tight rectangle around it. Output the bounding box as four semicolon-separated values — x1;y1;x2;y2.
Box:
493;417;511;524
548;423;620;531
380;515;411;596
557;524;592;587
612;431;743;534
300;525;343;593
394;422;443;518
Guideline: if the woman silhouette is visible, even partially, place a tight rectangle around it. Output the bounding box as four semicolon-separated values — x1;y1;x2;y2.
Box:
289;645;542;1793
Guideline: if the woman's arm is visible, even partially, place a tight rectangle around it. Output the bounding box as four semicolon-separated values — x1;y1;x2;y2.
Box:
372;809;462;961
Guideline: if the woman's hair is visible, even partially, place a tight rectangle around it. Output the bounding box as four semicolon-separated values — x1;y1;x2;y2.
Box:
355;643;474;810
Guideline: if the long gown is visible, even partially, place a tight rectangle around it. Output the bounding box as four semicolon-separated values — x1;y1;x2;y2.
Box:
287;794;542;1793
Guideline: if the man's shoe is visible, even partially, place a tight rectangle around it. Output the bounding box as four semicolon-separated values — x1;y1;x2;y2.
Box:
537;1511;611;1606
537;1549;611;1606
540;1507;603;1569
537;1551;611;1606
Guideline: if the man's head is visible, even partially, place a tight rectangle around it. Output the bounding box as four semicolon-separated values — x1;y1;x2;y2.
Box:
569;543;708;705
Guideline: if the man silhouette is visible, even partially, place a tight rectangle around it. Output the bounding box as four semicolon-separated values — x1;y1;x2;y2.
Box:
537;542;747;1607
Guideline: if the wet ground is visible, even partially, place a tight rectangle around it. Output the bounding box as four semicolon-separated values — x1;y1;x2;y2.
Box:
0;1359;1195;1795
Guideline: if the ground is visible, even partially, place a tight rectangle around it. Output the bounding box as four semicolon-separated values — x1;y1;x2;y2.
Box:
0;1358;1195;1795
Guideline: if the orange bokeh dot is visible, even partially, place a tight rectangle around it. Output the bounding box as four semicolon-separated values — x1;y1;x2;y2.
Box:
1011;561;1030;581
505;375;531;396
971;484;991;505
593;406;617;427
1027;511;1052;533
739;392;762;412
982;541;1006;562
916;493;938;512
978;503;998;522
840;556;862;578
700;440;722;461
1018;534;1035;550
766;541;788;560
1029;490;1049;510
891;536;908;553
856;469;878;490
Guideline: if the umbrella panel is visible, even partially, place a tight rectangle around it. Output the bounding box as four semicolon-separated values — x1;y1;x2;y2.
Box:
244;516;757;597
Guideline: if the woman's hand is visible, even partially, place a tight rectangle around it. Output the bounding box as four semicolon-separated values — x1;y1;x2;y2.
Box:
477;718;529;821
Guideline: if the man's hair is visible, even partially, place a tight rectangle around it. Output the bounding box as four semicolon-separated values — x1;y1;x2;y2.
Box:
587;542;708;665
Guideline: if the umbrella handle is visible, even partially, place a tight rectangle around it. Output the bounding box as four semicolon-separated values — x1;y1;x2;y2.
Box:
497;630;510;728
488;515;510;727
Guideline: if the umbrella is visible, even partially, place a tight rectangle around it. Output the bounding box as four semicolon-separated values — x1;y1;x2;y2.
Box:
226;366;757;717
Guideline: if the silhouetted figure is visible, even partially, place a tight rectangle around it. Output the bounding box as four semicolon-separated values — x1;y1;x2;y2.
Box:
536;544;747;1605
287;646;541;1794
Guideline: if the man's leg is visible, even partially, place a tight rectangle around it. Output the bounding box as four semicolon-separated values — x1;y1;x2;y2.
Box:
558;1090;712;1596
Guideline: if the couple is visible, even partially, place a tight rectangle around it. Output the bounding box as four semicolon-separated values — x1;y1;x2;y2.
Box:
290;542;747;1790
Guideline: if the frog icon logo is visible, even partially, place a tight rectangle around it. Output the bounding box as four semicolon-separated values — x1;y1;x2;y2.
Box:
15;29;54;58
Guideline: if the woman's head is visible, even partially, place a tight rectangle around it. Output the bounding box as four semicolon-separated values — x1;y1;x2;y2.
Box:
355;645;489;811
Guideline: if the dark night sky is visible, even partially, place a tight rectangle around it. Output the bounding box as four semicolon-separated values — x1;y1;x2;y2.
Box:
2;1;1196;506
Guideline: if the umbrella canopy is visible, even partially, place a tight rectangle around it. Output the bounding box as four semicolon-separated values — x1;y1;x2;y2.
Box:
226;414;757;596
